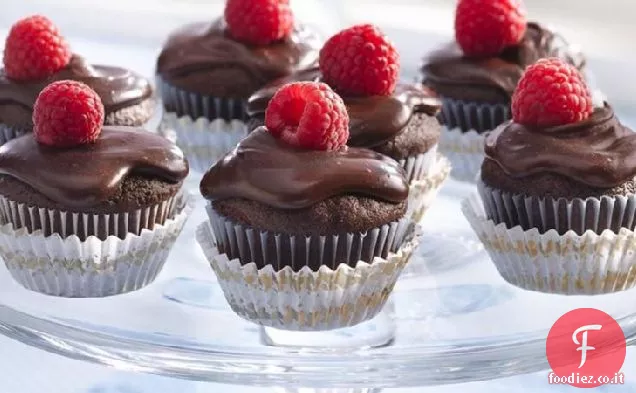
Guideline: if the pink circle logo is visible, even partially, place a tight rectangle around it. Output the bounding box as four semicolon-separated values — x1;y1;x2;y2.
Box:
546;308;626;388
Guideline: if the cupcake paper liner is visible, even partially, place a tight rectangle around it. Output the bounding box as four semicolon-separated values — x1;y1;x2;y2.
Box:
0;194;182;241
462;193;636;295
198;206;420;330
206;205;415;269
0;192;195;298
399;145;439;183
159;112;248;173
438;98;510;134
406;154;450;223
0;123;29;146
436;99;508;182
438;127;485;182
156;76;248;122
137;98;162;133
477;182;636;236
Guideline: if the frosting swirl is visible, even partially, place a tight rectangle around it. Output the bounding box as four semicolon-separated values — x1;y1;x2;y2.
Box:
156;19;321;97
0;127;189;207
200;128;409;209
421;22;586;103
247;68;441;148
484;105;636;188
0;55;152;126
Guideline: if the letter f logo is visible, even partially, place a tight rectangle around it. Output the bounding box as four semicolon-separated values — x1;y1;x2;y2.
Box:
573;324;603;368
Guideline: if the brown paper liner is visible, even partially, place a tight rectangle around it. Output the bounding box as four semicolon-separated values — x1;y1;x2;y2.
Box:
0;123;29;146
206;204;415;271
0;194;180;241
438;98;510;133
478;181;636;235
156;76;248;121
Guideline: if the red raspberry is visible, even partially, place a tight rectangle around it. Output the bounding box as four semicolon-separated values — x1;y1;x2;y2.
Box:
512;58;593;127
265;82;349;151
224;0;294;46
455;0;527;57
3;15;72;81
319;24;399;97
33;80;105;148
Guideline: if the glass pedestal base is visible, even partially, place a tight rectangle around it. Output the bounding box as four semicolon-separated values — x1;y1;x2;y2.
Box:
260;303;395;349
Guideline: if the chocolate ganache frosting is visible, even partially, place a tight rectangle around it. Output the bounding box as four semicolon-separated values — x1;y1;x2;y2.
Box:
484;105;636;189
0;55;152;127
247;68;441;148
200;128;409;209
156;19;322;98
421;22;586;104
0;127;188;208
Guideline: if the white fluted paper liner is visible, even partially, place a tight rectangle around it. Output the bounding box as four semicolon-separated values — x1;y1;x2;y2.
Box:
477;182;636;236
0;123;28;146
462;193;636;295
399;145;438;183
140;100;163;133
0;192;195;298
407;154;450;223
196;220;421;331
159;112;248;173
438;127;485;182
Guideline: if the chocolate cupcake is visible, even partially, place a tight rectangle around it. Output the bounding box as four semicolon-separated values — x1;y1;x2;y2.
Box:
478;104;636;236
248;24;450;222
0;15;155;146
421;1;586;181
197;82;420;330
463;59;636;295
0;80;191;298
156;0;321;173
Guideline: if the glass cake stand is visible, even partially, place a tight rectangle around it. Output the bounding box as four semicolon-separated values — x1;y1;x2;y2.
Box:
0;167;635;390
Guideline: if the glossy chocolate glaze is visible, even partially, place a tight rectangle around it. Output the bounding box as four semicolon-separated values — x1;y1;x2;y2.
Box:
421;22;586;103
0;127;188;208
200;128;409;209
247;68;441;148
156;19;321;96
484;105;636;188
0;55;152;126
